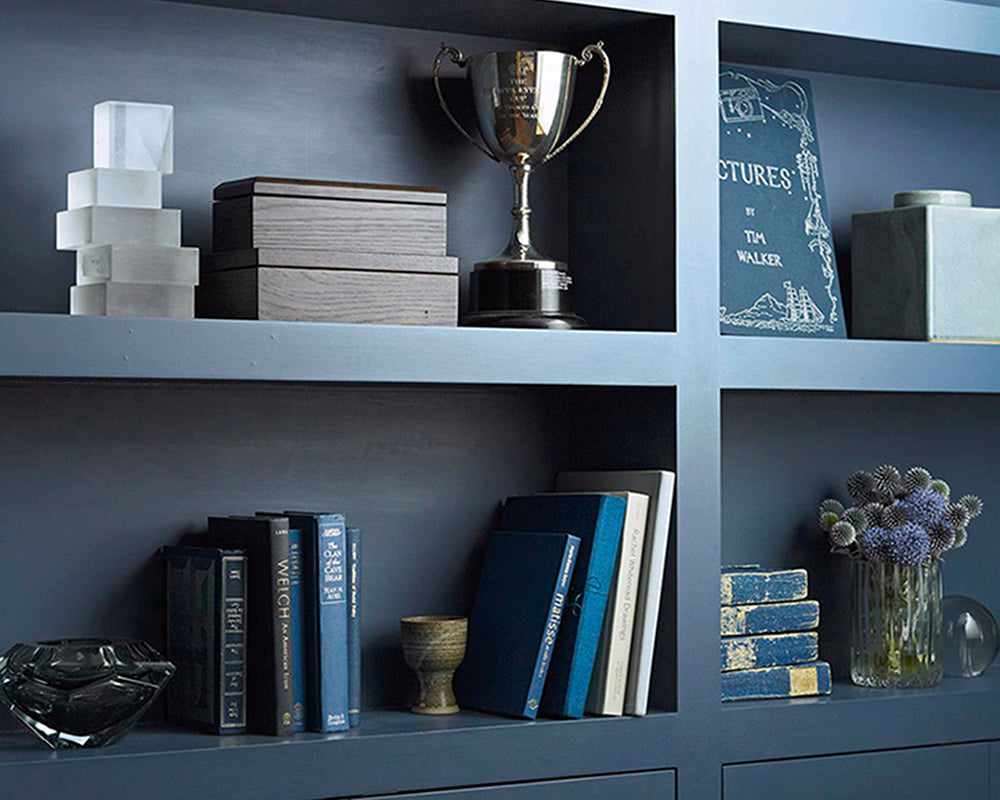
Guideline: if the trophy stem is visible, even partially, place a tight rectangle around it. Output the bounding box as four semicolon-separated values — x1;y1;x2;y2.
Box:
505;160;536;261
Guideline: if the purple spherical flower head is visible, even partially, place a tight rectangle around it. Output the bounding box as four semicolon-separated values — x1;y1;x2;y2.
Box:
900;487;947;528
887;522;932;566
859;526;891;561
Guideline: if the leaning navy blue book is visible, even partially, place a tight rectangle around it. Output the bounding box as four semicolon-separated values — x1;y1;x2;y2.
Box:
205;516;295;735
285;512;349;733
721;565;808;605
346;527;362;728
718;65;846;338
455;531;580;719
164;546;247;734
722;661;832;701
720;631;819;672
498;493;626;718
721;599;820;636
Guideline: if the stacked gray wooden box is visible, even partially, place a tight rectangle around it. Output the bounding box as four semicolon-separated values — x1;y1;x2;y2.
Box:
199;177;459;325
57;101;199;318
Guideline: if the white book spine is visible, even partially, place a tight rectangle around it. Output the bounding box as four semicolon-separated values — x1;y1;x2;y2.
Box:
585;491;648;716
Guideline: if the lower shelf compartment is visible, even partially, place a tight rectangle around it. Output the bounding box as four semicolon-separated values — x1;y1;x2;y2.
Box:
0;710;679;800
722;666;1000;763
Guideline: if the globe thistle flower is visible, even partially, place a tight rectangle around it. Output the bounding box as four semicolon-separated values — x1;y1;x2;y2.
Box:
954;527;968;549
886;522;932;566
843;507;869;533
863;502;884;527
945;503;970;530
879;500;909;530
873;464;902;500
959;495;983;519
929;479;951;500
819;511;840;532
830;520;857;547
929;523;956;557
820;498;845;517
859;526;891;562
847;470;877;503
900;487;947;528
903;466;932;493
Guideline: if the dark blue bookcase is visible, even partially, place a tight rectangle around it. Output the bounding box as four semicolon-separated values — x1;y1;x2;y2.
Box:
1;0;999;798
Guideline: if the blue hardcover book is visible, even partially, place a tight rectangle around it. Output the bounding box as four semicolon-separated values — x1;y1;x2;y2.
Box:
720;631;819;671
285;512;349;733
718;65;846;338
721;565;808;605
498;493;626;718
346;527;362;727
722;661;832;701
721;599;820;636
288;528;306;732
455;531;580;719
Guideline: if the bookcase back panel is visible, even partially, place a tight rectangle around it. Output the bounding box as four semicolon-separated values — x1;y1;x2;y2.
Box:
0;0;674;330
0;380;676;722
722;390;1000;678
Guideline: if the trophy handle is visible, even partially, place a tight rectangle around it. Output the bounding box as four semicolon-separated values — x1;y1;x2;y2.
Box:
434;44;499;162
542;41;610;164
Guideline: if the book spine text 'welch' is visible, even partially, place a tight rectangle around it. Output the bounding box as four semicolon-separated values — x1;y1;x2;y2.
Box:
722;661;832;701
317;517;349;731
347;527;362;728
288;529;306;732
220;555;247;731
524;535;580;718
720;631;819;671
721;567;808;605
721;599;820;636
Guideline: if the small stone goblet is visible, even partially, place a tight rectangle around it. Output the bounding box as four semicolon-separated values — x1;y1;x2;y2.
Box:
400;615;467;715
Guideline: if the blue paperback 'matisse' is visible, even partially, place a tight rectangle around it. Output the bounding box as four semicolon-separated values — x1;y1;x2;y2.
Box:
498;493;626;718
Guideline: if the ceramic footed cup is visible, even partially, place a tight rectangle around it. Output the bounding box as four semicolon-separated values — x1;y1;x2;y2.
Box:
400;615;468;715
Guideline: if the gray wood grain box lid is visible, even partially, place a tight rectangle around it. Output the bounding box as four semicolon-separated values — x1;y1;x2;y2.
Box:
202;248;458;275
214;176;447;206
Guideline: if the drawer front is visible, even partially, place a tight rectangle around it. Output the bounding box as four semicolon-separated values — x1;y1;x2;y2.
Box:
725;743;988;800
991;742;1000;800
363;770;674;800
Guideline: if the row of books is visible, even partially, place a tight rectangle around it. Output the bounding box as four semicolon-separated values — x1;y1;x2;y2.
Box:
456;470;676;719
165;512;361;735
720;566;831;701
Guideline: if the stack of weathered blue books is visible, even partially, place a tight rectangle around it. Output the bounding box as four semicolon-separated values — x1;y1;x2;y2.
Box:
720;565;832;701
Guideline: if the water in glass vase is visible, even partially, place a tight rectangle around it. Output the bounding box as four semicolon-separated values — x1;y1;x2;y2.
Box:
851;559;942;688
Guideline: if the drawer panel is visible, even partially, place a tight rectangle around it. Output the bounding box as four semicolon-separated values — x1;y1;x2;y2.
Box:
725;743;988;800
363;770;674;799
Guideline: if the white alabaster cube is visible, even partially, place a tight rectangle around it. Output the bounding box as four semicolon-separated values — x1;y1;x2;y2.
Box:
70;282;194;318
56;206;181;250
76;245;199;285
93;101;174;174
68;168;162;210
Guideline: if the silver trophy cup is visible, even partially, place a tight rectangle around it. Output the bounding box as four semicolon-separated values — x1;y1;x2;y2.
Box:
434;43;610;328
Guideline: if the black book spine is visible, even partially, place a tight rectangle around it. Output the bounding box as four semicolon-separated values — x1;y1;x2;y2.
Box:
220;554;247;732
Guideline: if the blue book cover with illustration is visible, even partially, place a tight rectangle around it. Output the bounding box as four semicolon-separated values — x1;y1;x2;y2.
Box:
720;631;819;671
498;493;626;718
718;65;846;338
722;661;832;701
455;531;580;719
721;565;808;605
721;599;820;636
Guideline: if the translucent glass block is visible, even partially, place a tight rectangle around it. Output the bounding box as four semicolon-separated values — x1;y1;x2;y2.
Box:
851;559;942;688
942;595;1000;677
77;245;199;285
56;206;181;250
0;639;174;749
68;168;162;210
70;282;194;318
94;101;173;174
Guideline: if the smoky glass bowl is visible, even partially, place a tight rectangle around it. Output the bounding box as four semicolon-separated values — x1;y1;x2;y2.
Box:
0;638;174;748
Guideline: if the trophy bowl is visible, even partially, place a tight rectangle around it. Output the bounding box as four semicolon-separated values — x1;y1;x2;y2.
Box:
435;43;610;329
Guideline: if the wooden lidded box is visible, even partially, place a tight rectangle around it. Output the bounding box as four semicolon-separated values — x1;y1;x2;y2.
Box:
201;177;458;325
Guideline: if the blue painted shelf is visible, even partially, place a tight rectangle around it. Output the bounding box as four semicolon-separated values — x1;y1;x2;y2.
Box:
722;666;1000;764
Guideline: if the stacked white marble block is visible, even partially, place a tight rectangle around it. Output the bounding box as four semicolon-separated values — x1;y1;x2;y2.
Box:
56;101;199;317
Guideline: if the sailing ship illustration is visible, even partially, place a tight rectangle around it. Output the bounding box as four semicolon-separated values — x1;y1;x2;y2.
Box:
720;280;827;332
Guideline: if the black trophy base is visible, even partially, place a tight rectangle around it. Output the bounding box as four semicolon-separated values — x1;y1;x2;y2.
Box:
465;259;587;329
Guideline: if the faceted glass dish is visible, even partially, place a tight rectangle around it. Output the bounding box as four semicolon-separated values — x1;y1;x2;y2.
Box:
0;639;174;748
942;595;1000;678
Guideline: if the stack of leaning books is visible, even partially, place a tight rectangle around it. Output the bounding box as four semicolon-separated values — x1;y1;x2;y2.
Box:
720;565;832;701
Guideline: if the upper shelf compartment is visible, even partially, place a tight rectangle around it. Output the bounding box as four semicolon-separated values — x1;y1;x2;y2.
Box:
0;313;679;385
720;0;1000;88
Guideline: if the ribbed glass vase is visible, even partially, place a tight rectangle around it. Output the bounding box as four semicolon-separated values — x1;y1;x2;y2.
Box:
851;559;942;688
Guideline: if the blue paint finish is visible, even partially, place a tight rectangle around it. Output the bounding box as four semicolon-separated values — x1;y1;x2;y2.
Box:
721;567;808;604
721;600;819;635
721;631;818;670
722;660;831;701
